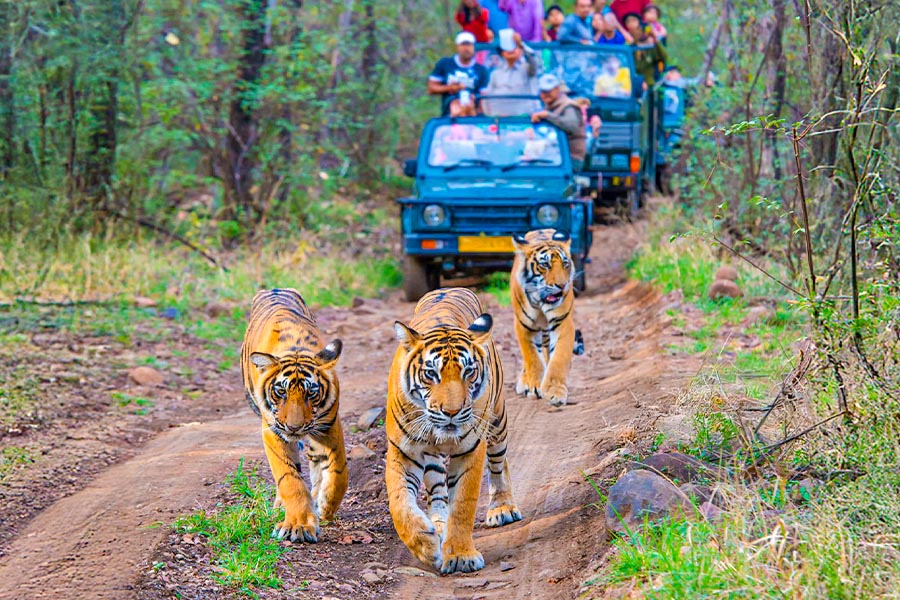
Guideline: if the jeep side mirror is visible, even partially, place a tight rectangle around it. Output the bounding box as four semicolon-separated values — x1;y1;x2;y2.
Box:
403;159;417;178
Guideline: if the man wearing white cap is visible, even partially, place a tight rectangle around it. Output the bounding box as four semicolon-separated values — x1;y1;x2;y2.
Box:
531;74;586;169
482;29;541;117
428;31;491;117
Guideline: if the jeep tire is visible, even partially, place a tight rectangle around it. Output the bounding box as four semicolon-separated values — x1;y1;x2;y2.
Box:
403;256;439;302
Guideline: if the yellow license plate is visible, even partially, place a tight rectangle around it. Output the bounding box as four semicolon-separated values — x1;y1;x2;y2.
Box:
457;236;515;253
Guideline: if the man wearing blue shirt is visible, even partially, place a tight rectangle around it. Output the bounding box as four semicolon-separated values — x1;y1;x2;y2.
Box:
557;0;593;44
427;32;492;116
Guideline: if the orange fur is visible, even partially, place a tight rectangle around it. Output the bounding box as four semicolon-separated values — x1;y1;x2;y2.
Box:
241;289;348;543
510;229;577;406
385;288;521;574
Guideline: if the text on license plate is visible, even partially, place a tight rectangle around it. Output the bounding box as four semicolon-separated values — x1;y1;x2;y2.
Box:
457;236;515;253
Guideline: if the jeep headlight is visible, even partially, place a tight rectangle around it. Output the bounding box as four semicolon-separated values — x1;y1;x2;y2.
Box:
536;204;559;226
422;204;446;227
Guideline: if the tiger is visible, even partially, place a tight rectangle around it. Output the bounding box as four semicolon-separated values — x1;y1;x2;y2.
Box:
511;228;583;407
385;288;521;574
240;288;348;543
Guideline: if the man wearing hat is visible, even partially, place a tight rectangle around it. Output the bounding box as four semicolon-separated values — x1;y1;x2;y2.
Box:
427;31;491;117
482;29;541;116
531;74;587;169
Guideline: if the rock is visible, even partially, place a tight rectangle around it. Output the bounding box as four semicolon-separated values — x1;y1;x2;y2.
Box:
708;279;743;300
393;566;438;578
129;366;165;387
714;265;738;281
655;413;693;446
204;301;232;317
347;445;376;461
638;452;721;484
352;296;366;308
134;296;157;308
679;483;713;505
500;561;516;572
357;406;385;431
699;501;724;522
605;470;691;533
360;570;383;584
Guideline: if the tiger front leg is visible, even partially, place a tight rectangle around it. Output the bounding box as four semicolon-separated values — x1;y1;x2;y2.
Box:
262;426;320;543
442;442;487;574
306;417;348;523
485;435;522;527
385;442;443;569
540;318;575;406
514;320;546;398
422;454;449;537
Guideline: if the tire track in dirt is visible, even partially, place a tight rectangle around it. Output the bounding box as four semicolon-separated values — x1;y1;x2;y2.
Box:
0;222;696;599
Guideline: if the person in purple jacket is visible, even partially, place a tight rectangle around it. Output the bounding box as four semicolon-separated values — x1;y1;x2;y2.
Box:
498;0;545;43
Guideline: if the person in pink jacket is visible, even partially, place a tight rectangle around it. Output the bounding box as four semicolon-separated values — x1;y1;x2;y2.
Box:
498;0;545;43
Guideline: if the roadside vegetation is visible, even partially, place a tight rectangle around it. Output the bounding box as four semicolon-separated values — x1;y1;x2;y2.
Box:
594;0;900;596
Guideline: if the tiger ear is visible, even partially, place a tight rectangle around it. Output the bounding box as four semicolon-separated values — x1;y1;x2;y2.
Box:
394;321;422;351
552;229;572;249
512;232;530;254
315;339;342;369
249;352;278;371
468;313;493;346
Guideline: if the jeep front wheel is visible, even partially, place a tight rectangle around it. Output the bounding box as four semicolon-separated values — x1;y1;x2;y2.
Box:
403;256;439;302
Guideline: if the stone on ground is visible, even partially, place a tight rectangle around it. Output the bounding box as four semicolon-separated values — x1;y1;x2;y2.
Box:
605;469;691;533
357;406;385;431
708;279;743;300
128;366;165;387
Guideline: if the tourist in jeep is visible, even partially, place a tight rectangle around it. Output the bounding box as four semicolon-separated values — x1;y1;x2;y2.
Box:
428;31;491;117
530;74;586;169
482;29;541;116
557;0;593;44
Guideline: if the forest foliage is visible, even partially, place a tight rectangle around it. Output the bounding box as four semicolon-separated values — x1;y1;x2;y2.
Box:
0;0;449;245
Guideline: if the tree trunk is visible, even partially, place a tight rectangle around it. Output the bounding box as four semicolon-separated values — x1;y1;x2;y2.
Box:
225;0;268;230
0;1;14;177
760;0;786;182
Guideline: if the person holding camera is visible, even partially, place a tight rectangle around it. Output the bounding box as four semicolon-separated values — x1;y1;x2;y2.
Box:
427;32;491;117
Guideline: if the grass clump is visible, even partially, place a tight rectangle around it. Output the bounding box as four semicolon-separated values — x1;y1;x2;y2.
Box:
0;446;35;482
176;459;288;596
481;272;512;306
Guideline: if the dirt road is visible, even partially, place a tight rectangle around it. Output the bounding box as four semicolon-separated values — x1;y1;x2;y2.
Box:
0;222;693;599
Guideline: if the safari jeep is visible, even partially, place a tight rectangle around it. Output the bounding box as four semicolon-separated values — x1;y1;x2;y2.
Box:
399;116;593;302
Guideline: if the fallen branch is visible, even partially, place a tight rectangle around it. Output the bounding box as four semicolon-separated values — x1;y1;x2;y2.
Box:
102;208;227;271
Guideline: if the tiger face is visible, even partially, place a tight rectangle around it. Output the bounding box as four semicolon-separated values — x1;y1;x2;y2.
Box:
248;341;341;442
393;314;492;442
513;229;573;308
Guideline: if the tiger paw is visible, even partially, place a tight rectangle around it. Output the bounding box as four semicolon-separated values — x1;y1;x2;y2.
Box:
541;381;568;406
408;522;443;570
486;503;522;527
272;510;320;543
516;371;543;398
441;548;485;574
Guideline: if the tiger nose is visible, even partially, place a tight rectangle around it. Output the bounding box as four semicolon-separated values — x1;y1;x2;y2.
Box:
286;423;303;433
440;406;461;417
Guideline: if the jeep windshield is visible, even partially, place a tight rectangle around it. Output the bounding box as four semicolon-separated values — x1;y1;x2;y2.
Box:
545;46;634;101
427;122;563;169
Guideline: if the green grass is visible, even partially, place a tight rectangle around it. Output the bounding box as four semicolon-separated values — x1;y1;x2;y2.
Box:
0;364;38;427
481;272;511;306
0;446;35;482
175;459;289;596
111;392;155;415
